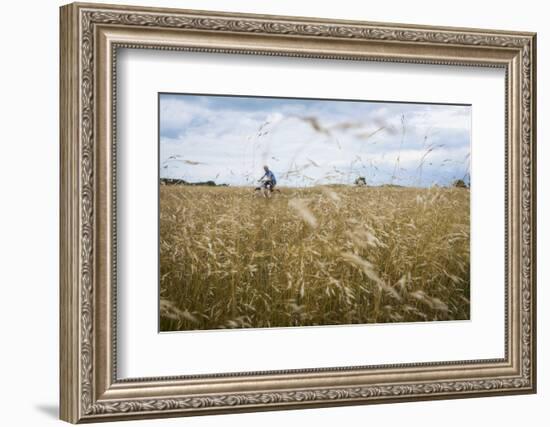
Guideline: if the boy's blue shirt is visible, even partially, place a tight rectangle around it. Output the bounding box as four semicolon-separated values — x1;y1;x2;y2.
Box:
262;170;277;184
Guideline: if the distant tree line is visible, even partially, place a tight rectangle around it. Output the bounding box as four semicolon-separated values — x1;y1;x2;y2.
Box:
451;179;469;188
160;178;228;187
160;176;469;188
354;176;469;189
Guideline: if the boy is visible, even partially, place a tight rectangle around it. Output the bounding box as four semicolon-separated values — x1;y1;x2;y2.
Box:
258;165;277;191
258;165;279;197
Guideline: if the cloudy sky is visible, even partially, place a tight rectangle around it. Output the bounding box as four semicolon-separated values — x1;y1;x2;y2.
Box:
159;93;471;187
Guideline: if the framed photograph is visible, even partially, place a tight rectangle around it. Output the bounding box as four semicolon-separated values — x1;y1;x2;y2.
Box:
60;2;537;423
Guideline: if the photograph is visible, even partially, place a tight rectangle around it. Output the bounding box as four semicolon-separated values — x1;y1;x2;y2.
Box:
58;3;536;421
158;93;472;332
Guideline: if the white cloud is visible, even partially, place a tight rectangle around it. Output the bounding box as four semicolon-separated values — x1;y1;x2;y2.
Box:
160;95;471;187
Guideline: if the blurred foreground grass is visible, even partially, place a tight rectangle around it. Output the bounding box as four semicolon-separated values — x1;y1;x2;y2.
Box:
160;185;470;331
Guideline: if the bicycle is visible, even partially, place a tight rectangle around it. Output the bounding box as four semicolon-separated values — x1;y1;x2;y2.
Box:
254;179;280;198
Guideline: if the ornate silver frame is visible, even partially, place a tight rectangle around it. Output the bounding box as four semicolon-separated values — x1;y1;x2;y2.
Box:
60;2;537;423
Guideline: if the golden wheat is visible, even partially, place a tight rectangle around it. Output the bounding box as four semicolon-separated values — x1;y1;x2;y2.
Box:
159;185;470;331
